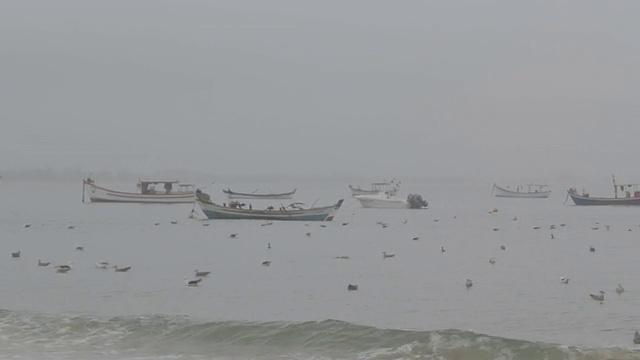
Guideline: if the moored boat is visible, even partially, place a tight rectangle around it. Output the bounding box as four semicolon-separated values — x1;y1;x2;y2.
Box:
222;188;296;200
82;178;195;203
492;184;550;198
567;175;640;206
349;179;400;197
355;193;428;209
196;189;343;221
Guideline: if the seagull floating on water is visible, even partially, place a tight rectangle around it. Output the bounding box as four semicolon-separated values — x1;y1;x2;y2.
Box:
616;284;625;294
23;224;31;228
382;251;395;259
170;221;178;225
335;256;350;259
262;260;271;266
75;245;84;251
11;251;21;258
306;232;311;237
347;284;358;291
185;276;202;286
466;279;473;289
229;233;238;238
441;246;446;253
68;225;75;229
590;290;605;302
38;259;50;266
489;257;496;265
500;245;506;250
113;266;132;272
95;261;109;269
55;264;72;273
194;269;211;277
412;237;419;241
589;246;596;252
560;277;570;284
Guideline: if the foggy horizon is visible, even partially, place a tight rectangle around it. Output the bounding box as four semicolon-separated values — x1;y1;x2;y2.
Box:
2;1;640;181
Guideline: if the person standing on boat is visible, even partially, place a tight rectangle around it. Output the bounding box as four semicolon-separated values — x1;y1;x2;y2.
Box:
164;182;172;194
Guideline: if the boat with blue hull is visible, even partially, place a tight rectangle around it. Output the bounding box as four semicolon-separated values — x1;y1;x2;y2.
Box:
567;175;640;206
196;189;343;221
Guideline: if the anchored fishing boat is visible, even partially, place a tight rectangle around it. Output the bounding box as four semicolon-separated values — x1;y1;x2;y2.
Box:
492;184;550;198
82;178;195;203
349;179;400;197
355;193;428;209
222;188;296;200
196;189;343;221
567;175;640;206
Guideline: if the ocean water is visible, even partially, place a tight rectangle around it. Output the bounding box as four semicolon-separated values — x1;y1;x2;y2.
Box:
1;180;640;359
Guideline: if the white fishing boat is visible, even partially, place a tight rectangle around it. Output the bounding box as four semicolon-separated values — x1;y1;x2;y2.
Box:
223;188;297;200
492;184;550;198
355;193;428;209
82;178;195;203
349;179;400;196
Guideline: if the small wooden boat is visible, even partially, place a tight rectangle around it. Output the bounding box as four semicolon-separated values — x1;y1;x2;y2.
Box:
82;178;195;203
355;193;428;209
492;184;550;198
222;188;296;200
349;179;400;197
567;175;640;206
196;189;343;221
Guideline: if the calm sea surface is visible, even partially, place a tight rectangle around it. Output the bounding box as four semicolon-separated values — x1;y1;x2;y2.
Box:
1;180;639;359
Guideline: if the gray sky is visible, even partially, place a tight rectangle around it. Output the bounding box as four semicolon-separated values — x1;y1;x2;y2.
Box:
2;1;639;181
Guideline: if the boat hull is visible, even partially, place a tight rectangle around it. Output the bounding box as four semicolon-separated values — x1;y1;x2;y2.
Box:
197;193;343;221
493;184;550;198
355;195;410;209
223;188;296;200
568;192;640;206
84;181;195;204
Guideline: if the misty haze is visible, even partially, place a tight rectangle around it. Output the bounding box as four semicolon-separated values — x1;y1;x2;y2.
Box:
2;1;640;359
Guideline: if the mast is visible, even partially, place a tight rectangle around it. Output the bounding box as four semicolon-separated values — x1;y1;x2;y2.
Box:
612;174;617;199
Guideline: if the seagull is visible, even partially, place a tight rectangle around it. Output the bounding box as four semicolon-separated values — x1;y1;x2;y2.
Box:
170;221;178;225
262;261;271;266
492;228;499;231
154;222;160;226
267;243;271;249
402;220;408;224
342;222;349;226
38;259;50;266
489;257;496;265
185;276;202;286
347;284;358;291
589;246;596;252
512;216;518;221
306;232;312;237
11;251;20;258
434;219;440;222
229;233;238;238
589;291;605;302
616;284;625;294
466;279;473;289
113;266;132;272
549;224;556;229
532;226;541;230
382;251;395;259
23;224;31;228
202;223;210;226
320;225;327;228
551;234;555;239
95;261;109;269
55;264;72;273
500;245;506;250
75;245;84;251
441;246;446;253
194;269;211;277
560;277;570;284
634;330;640;345
68;225;75;229
412;237;419;241
591;227;599;231
335;256;350;259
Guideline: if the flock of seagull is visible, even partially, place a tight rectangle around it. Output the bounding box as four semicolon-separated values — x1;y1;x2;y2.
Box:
11;212;640;345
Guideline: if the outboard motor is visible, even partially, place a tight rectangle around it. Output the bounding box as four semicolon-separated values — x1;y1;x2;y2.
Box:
407;194;428;209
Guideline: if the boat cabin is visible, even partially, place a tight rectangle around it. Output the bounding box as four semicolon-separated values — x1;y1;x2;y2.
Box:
137;180;194;195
